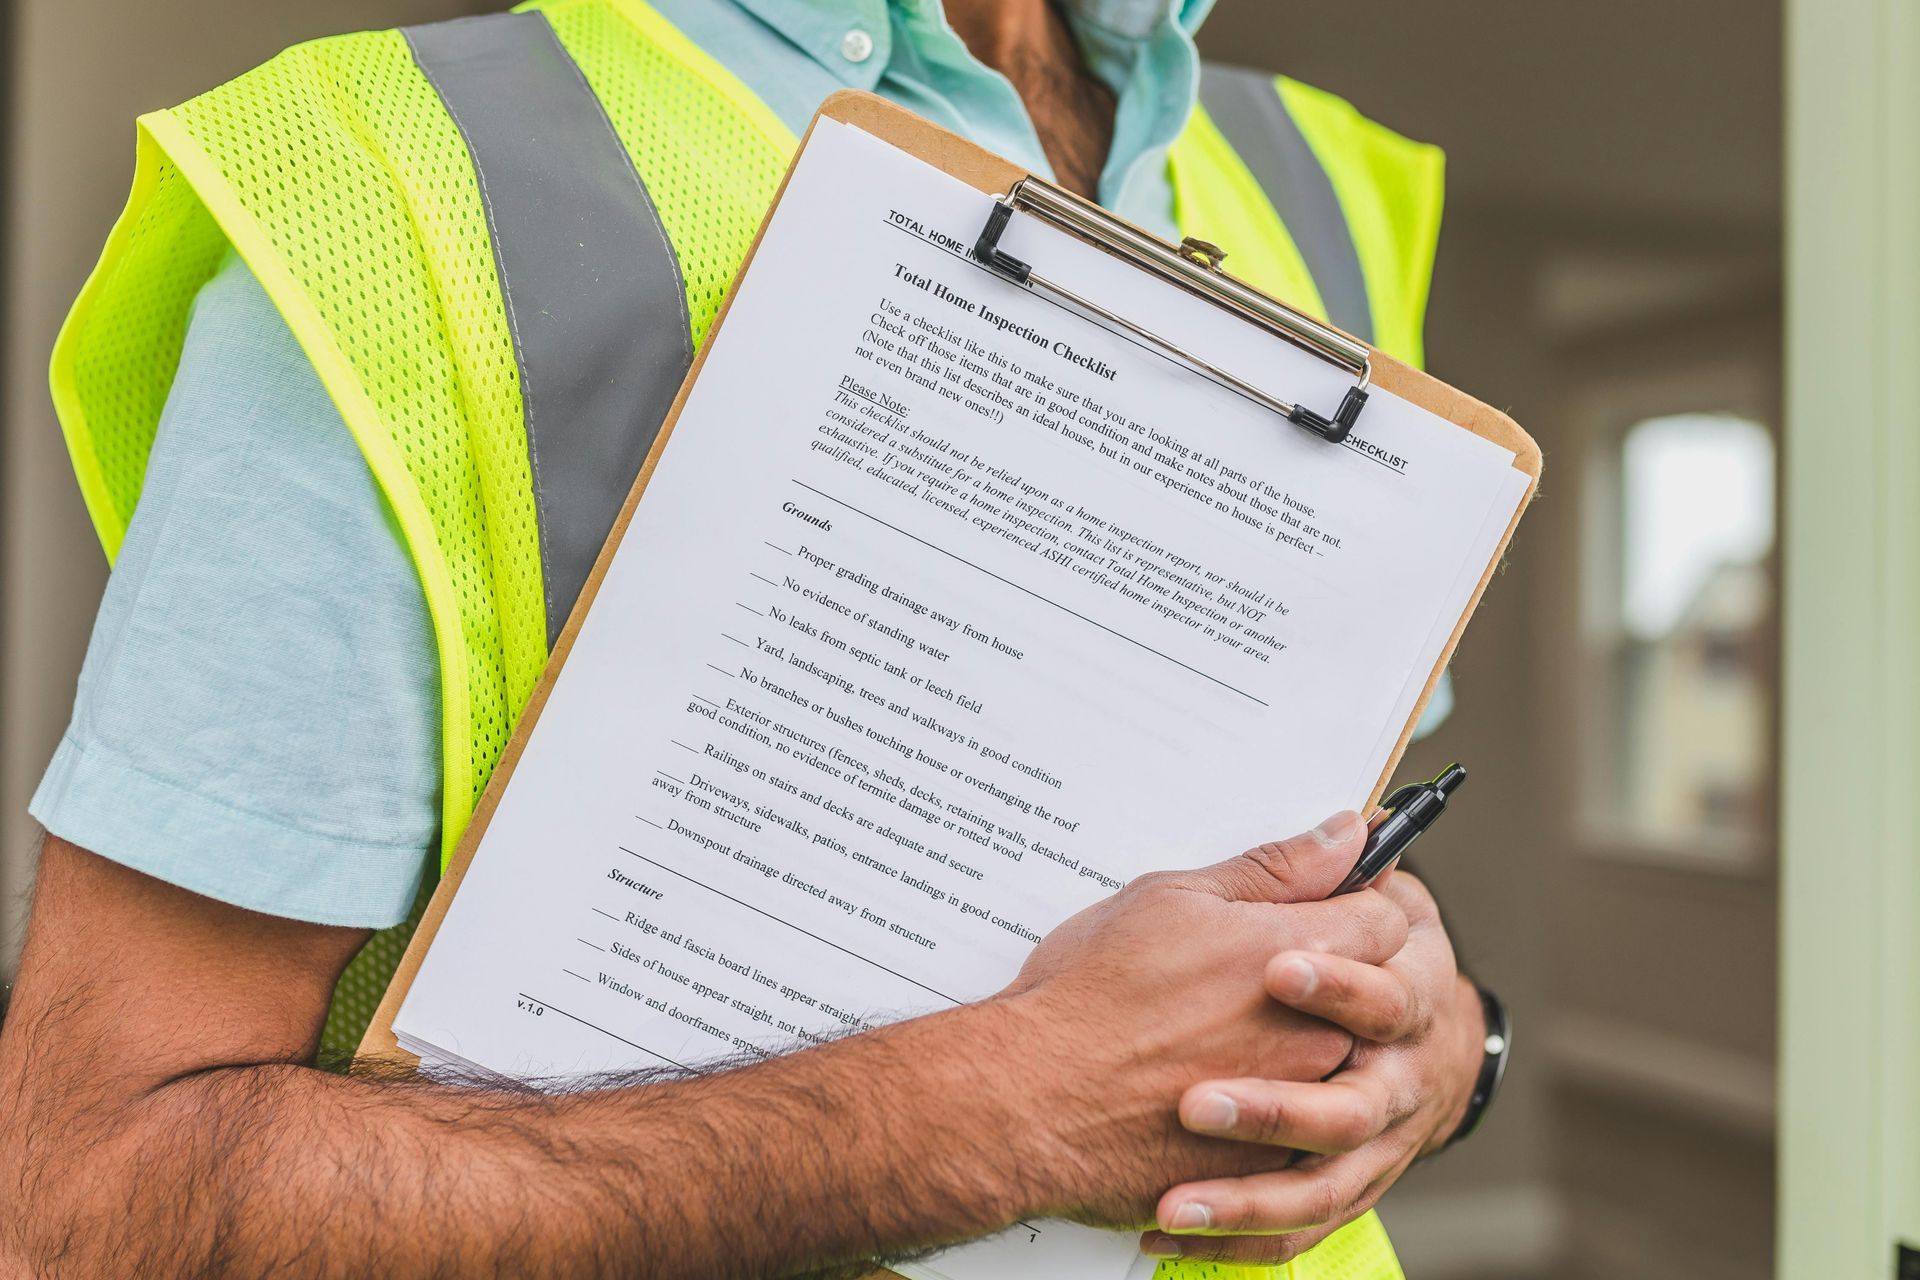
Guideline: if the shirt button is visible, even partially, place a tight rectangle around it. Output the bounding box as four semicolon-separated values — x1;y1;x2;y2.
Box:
841;28;875;63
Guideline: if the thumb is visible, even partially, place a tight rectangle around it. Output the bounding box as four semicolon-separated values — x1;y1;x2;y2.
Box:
1190;811;1367;904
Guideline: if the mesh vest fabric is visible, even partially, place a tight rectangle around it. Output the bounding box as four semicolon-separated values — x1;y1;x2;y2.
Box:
49;0;796;1057
52;5;1430;1275
1159;1211;1402;1280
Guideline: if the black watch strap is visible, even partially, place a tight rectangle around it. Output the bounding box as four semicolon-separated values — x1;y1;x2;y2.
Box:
1444;982;1510;1150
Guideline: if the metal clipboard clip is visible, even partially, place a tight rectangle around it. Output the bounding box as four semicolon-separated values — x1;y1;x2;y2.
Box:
973;176;1373;443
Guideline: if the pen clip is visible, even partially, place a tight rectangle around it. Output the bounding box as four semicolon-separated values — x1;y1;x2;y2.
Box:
1379;781;1426;812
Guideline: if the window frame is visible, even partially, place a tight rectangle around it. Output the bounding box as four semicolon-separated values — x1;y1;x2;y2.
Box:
1556;356;1782;876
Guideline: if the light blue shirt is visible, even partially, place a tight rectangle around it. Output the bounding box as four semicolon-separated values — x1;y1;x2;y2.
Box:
33;0;1230;927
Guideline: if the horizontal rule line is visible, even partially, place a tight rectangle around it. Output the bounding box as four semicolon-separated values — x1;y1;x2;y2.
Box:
617;846;961;1007
790;480;1267;706
517;993;690;1070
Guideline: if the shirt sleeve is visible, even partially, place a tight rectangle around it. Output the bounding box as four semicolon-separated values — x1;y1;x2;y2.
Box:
31;252;442;928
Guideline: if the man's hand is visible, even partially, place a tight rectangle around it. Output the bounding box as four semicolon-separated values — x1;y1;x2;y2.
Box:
993;811;1411;1226
1;819;1405;1279
1137;871;1487;1266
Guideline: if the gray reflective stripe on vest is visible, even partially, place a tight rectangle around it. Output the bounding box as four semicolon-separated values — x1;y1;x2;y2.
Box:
405;13;694;647
1198;65;1374;344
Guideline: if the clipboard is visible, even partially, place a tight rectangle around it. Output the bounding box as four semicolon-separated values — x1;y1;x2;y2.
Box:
361;89;1541;1081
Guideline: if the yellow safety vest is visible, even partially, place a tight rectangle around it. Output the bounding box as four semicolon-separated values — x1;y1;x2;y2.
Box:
50;3;1442;1274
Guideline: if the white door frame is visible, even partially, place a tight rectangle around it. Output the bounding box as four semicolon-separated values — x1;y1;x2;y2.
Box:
1782;0;1920;1272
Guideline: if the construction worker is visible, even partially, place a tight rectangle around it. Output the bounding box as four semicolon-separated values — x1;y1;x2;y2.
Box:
0;1;1500;1275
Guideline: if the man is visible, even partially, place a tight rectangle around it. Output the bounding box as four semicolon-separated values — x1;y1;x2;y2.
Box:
0;0;1497;1274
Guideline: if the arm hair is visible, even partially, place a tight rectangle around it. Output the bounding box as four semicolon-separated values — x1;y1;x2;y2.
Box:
0;840;1044;1279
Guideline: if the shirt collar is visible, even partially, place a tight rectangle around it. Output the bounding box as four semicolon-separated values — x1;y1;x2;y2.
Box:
726;0;1216;89
1066;0;1215;42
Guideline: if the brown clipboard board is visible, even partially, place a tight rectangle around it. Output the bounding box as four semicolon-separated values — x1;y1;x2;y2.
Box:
360;89;1541;1083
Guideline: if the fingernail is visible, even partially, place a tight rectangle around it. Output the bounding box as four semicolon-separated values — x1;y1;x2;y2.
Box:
1188;1091;1238;1132
1141;1235;1183;1258
1311;810;1362;848
1167;1202;1213;1233
1273;956;1318;998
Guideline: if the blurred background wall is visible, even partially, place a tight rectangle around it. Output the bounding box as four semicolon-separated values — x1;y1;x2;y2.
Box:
1196;6;1784;1278
0;4;1784;1278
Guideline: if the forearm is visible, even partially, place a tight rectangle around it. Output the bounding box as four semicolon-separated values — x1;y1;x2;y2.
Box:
8;831;1400;1274
12;1001;1044;1280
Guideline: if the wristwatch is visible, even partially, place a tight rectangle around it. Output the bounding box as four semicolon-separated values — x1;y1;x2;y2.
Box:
1444;982;1510;1150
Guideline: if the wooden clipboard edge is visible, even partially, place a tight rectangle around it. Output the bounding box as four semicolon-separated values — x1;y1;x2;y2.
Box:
359;90;1542;1068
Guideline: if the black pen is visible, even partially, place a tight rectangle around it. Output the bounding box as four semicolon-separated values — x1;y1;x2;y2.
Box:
1331;763;1466;896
